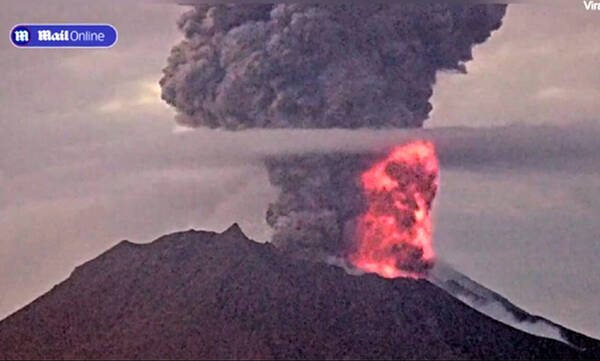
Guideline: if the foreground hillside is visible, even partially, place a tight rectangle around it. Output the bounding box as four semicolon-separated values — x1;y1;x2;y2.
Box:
0;224;596;359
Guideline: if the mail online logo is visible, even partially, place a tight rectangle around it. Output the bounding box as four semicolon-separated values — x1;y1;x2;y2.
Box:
10;24;117;48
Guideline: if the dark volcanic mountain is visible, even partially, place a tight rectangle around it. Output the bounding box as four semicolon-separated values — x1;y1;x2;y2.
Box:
0;225;597;360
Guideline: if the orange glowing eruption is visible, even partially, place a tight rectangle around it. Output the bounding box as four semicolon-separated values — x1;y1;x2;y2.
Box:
350;141;439;279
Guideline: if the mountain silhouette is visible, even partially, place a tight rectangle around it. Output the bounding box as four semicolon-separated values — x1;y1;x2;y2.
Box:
0;224;597;359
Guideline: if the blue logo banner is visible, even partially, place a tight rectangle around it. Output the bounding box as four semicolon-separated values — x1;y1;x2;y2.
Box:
10;24;117;48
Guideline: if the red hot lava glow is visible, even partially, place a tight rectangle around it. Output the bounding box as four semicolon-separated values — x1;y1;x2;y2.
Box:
350;141;439;279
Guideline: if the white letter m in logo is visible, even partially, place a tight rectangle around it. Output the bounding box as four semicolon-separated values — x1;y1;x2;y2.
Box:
14;30;29;42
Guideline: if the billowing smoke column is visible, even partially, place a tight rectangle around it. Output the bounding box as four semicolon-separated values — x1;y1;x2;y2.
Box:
162;3;506;278
265;153;374;257
160;3;506;129
266;141;439;278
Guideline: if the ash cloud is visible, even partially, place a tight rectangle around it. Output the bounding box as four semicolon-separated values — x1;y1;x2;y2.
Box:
264;144;438;272
265;153;376;258
159;1;508;270
160;3;506;129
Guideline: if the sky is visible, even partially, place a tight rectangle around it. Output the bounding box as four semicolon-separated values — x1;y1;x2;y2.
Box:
1;0;599;338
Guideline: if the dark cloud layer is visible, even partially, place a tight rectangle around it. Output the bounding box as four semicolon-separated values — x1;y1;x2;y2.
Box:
160;3;506;129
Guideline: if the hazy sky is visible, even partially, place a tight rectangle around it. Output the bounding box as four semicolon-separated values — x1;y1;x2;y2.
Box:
1;0;599;338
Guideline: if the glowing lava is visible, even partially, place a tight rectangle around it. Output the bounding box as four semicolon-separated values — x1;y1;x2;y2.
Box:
350;141;439;279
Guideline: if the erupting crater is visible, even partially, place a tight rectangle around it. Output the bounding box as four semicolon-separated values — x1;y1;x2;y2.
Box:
350;141;439;279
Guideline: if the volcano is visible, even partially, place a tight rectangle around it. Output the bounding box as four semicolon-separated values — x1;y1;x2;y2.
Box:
0;225;597;360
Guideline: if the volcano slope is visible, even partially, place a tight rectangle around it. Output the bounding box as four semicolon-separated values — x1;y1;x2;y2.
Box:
0;224;597;360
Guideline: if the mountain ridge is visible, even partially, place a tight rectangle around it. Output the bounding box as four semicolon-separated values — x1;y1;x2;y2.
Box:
0;225;597;360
